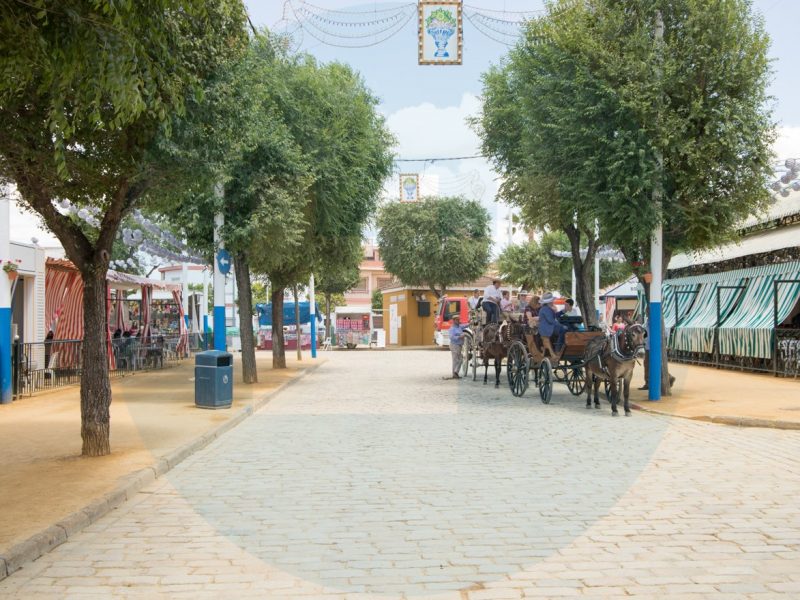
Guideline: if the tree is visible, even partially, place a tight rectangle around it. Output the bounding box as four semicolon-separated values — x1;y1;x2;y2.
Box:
477;0;774;393
249;57;394;368
377;197;492;298
371;289;384;311
0;1;248;455
498;231;632;297
148;32;311;382
317;237;362;340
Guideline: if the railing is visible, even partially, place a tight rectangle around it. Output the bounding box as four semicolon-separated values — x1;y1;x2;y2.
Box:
776;329;800;378
11;333;206;398
667;328;800;377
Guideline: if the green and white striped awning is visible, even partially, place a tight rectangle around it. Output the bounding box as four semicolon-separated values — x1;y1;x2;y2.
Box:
663;282;699;337
717;267;800;359
670;279;745;353
667;261;800;358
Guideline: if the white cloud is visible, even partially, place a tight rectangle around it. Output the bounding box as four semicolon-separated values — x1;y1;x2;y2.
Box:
775;126;800;160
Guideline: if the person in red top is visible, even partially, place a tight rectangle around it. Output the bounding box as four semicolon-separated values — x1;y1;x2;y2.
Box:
611;314;627;333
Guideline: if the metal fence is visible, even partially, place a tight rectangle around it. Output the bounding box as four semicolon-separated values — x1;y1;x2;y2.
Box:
668;328;800;377
11;333;207;398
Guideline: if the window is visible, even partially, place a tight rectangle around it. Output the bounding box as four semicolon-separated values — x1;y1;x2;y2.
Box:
352;278;368;293
444;300;461;320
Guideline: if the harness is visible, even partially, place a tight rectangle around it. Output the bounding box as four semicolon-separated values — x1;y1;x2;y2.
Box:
586;328;644;377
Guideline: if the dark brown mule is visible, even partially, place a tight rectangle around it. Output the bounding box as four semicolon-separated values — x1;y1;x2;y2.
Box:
583;324;647;416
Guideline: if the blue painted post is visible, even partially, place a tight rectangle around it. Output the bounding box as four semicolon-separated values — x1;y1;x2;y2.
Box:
309;274;317;358
648;11;664;402
213;192;227;351
1;197;12;404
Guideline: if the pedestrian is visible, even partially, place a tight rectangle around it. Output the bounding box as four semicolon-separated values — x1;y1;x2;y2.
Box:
468;289;481;311
448;314;466;379
517;291;529;312
538;292;566;353
482;279;502;323
500;290;514;313
612;314;626;333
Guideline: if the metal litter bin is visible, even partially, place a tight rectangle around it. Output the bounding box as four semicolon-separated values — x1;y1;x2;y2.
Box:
195;350;233;409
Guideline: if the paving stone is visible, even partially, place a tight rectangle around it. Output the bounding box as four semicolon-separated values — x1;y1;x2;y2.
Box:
1;351;799;597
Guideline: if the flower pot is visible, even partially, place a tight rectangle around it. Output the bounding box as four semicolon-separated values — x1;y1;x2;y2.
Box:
6;270;18;282
643;273;653;284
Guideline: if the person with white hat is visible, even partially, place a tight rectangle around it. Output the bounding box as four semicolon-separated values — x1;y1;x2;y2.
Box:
537;292;566;352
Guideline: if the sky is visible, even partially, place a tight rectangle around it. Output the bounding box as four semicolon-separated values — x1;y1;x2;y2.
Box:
9;0;800;249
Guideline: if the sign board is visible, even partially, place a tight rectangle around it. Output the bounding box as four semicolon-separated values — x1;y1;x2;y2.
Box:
418;1;463;66
216;249;232;276
399;173;420;201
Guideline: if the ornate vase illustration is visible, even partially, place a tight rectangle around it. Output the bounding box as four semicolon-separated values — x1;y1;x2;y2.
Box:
425;8;457;58
402;177;418;200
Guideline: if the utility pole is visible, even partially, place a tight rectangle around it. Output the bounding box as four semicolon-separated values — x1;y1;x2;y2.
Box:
648;10;664;401
213;184;227;351
309;274;317;358
0;197;11;404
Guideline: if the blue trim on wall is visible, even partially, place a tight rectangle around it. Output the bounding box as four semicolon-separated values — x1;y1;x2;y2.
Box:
213;306;226;351
310;314;317;358
0;307;12;404
648;301;662;401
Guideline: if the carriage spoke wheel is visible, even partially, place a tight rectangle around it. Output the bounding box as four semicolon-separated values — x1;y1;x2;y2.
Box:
566;366;586;396
538;358;553;404
460;334;474;379
506;341;529;397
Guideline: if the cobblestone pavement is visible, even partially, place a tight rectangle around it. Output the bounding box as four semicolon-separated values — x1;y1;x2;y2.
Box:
3;350;800;599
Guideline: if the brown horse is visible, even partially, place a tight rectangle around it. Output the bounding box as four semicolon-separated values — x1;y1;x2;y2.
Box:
480;319;525;387
583;324;647;416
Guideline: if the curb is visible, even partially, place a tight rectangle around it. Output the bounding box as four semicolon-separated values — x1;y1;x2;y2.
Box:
630;402;800;431
0;360;324;583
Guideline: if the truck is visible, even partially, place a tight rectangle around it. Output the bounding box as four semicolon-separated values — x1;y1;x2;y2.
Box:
433;295;471;347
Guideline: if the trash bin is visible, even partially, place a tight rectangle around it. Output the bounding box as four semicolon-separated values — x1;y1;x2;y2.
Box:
195;350;233;409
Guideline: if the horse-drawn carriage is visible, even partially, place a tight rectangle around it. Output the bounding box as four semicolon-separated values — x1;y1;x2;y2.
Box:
459;307;524;386
506;327;604;402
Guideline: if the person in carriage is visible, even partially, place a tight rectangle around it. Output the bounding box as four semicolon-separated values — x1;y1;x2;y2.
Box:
538;292;567;353
482;279;502;323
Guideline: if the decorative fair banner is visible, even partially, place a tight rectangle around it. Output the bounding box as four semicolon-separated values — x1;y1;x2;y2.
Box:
418;1;463;65
399;174;420;202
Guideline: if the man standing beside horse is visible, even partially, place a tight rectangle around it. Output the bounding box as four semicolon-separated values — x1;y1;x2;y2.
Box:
448;314;466;379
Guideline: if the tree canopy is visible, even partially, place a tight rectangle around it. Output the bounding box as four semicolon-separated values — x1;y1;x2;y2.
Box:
0;0;248;456
377;197;492;298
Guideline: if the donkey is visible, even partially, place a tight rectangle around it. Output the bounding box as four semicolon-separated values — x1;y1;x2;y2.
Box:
583;324;647;416
480;318;525;387
481;322;506;387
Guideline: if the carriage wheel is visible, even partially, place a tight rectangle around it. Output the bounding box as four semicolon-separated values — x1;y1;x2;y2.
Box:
460;334;474;379
538;358;553;404
566;366;586;396
506;341;530;397
553;366;568;382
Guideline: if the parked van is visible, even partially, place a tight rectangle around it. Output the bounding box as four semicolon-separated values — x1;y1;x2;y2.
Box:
434;295;470;347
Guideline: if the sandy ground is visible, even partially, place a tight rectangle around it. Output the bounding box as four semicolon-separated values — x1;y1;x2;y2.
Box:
0;351;319;551
627;361;800;424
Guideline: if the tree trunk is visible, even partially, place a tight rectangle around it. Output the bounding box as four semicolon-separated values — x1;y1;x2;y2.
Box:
271;288;286;369
293;284;302;361
325;293;332;339
564;226;599;328
80;266;112;456
233;252;257;384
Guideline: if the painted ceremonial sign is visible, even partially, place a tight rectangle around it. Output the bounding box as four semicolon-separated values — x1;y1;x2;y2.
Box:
418;1;463;66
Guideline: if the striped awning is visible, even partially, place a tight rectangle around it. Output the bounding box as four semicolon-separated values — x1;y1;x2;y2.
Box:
717;267;800;359
670;280;744;353
667;261;800;358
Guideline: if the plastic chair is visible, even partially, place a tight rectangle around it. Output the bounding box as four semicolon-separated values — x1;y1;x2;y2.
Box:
321;337;332;351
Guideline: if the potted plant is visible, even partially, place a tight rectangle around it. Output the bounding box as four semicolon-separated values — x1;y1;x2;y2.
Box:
3;260;21;281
